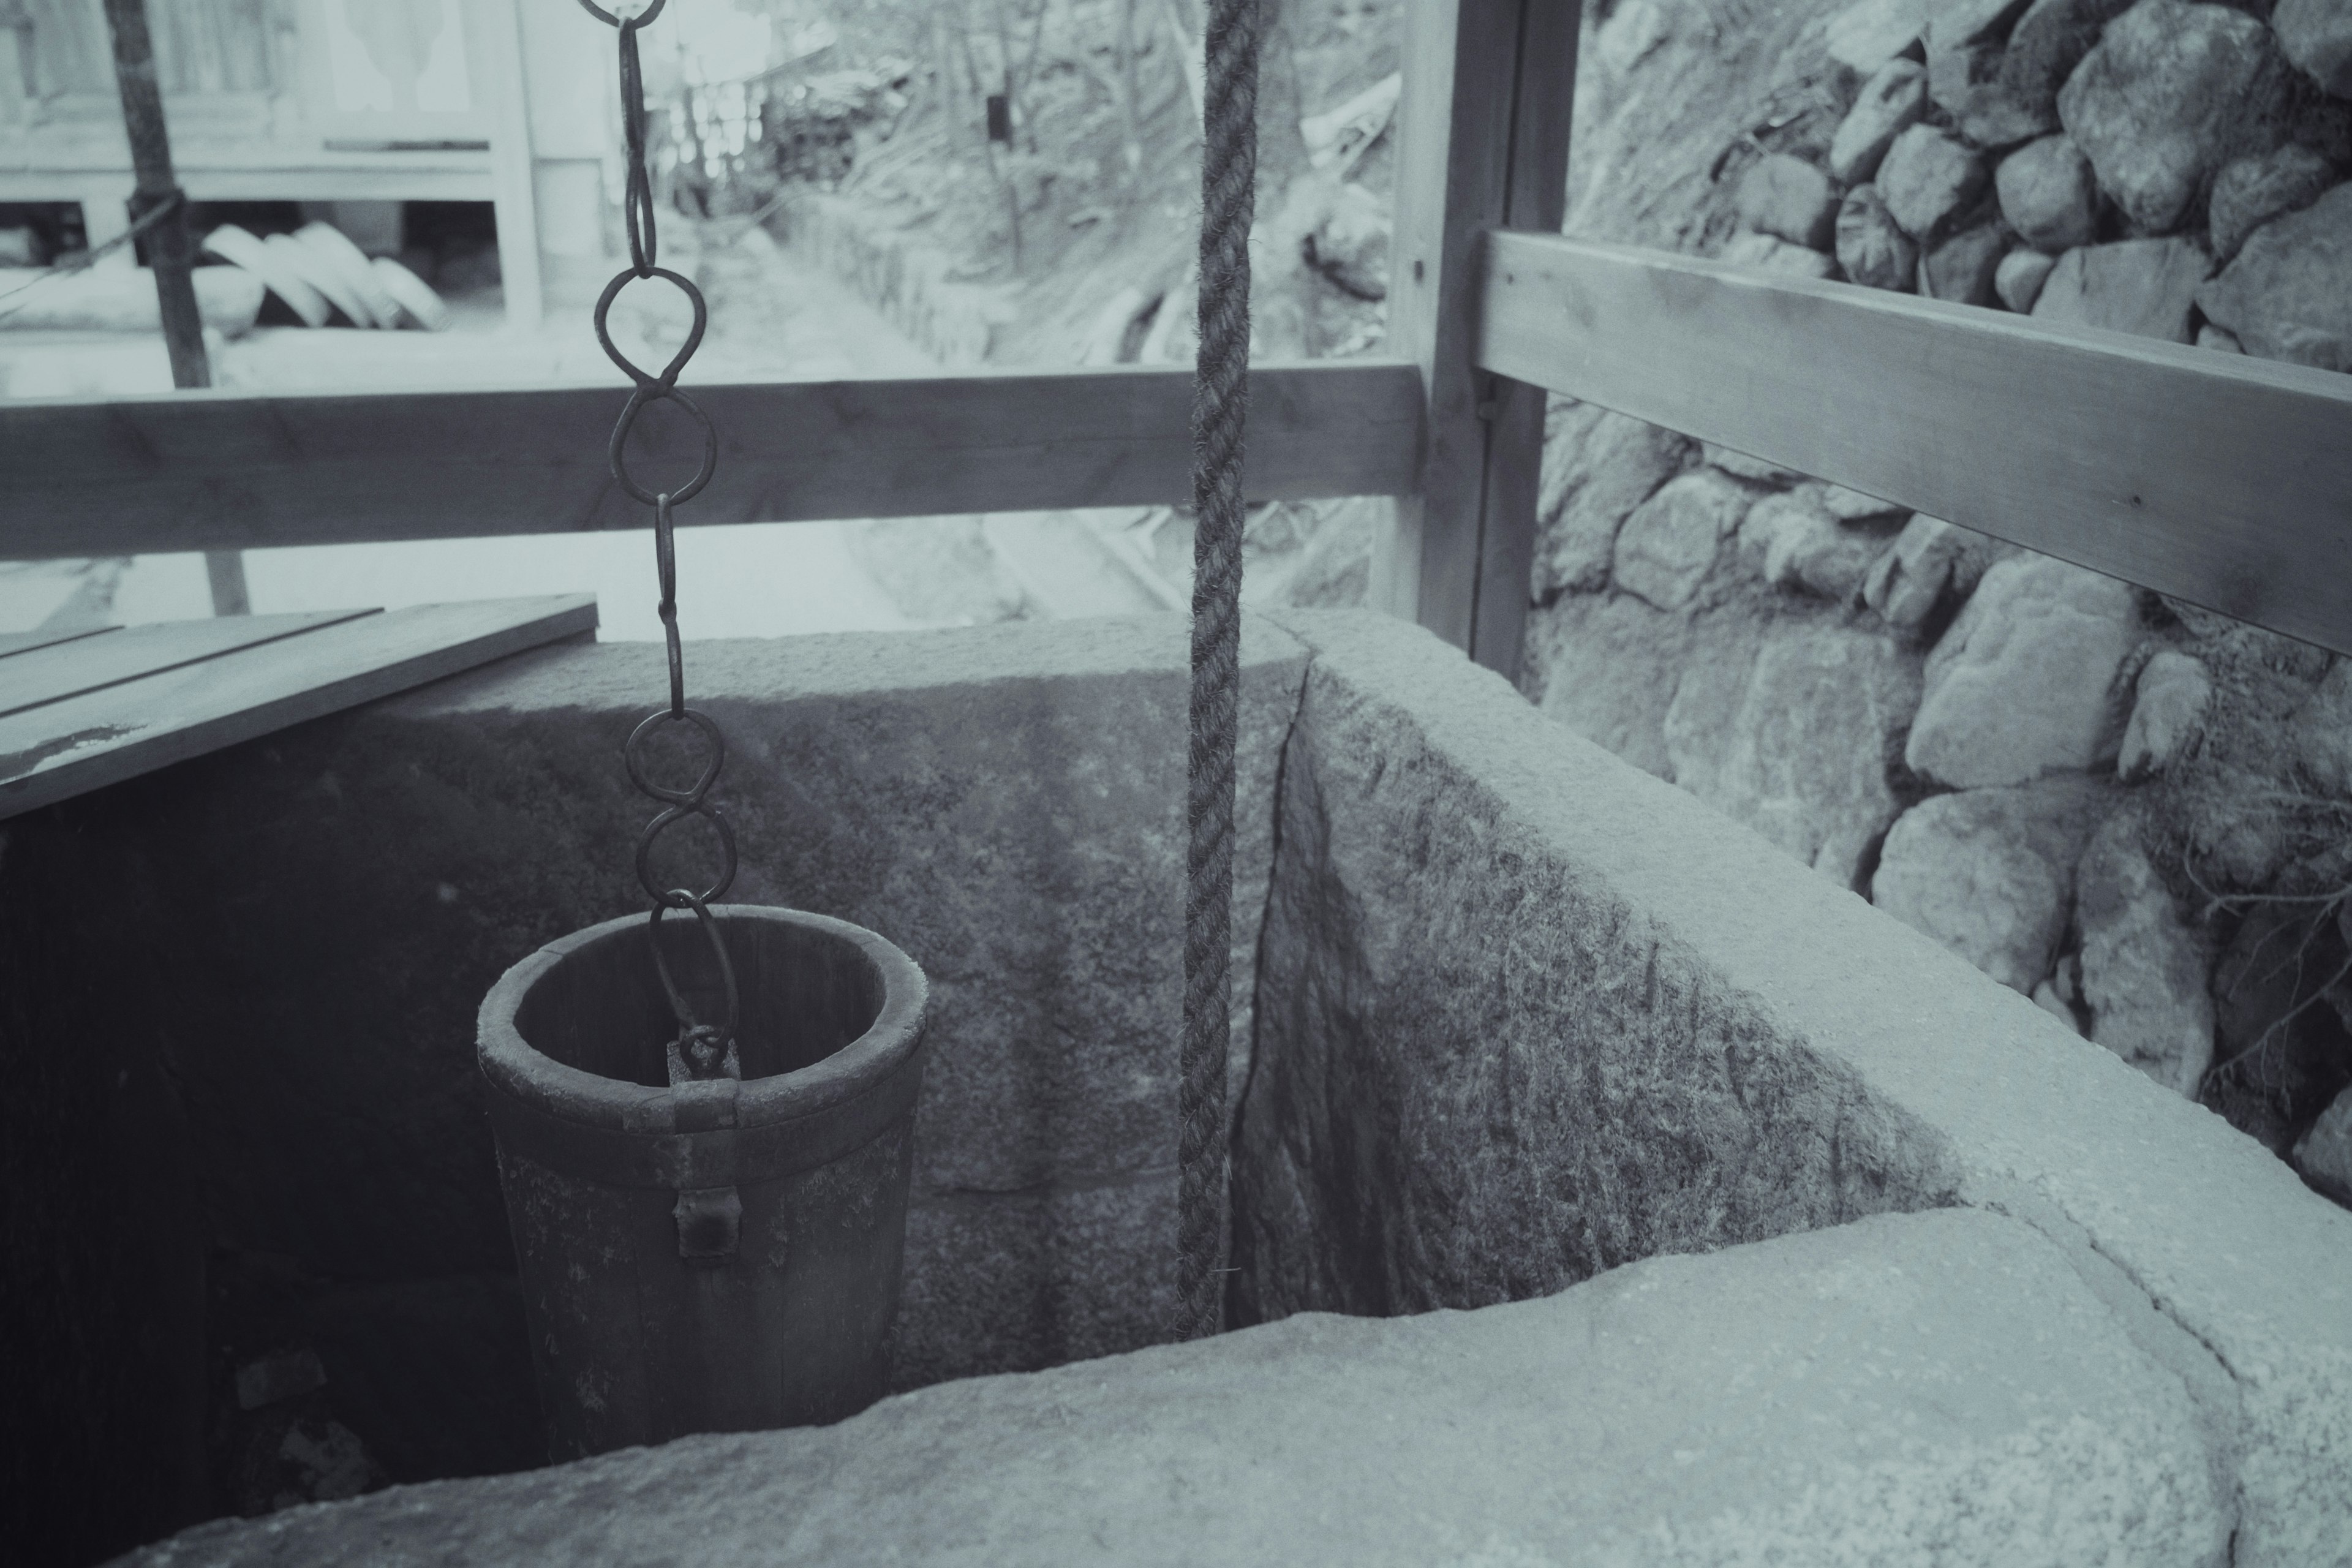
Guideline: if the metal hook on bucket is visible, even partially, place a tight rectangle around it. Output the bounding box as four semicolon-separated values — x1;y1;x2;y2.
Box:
648;891;741;1084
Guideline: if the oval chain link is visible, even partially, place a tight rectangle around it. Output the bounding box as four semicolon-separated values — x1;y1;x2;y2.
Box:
579;0;738;1076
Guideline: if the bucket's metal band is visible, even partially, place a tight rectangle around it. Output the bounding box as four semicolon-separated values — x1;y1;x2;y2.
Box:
484;1049;924;1180
578;0;742;1085
484;1049;927;1258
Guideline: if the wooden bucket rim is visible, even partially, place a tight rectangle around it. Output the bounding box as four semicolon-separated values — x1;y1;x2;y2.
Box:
475;904;928;1133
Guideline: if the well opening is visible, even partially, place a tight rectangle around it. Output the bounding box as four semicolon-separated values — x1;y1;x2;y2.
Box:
508;913;888;1089
7;614;2346;1568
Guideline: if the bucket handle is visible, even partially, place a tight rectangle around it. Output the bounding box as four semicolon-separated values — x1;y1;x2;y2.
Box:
647;891;741;1076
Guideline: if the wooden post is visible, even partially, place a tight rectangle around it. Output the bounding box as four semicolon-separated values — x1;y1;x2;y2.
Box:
100;0;205;391
1377;0;1577;679
482;0;545;326
100;0;251;616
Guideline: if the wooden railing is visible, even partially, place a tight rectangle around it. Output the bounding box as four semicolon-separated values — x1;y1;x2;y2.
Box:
2;0;2346;668
0;362;1421;558
1479;233;2352;660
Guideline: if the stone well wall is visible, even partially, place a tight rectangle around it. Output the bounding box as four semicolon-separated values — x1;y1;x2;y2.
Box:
107;609;2352;1568
1238;609;2352;1567
1525;0;2352;1200
0;617;1302;1563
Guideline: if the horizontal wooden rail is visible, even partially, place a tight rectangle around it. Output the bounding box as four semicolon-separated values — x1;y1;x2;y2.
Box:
1480;230;2352;657
0;360;1423;560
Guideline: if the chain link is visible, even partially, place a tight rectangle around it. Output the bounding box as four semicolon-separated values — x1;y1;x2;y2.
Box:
578;0;739;1081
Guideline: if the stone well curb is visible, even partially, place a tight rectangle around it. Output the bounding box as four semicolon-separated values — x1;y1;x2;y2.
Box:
104;610;2351;1566
1257;608;2352;1568
115;1208;2226;1567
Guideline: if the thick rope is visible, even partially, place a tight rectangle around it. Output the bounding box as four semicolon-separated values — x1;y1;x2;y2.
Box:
1178;0;1259;1343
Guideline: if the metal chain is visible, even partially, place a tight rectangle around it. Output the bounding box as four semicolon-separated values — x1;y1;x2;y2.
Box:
579;0;741;1084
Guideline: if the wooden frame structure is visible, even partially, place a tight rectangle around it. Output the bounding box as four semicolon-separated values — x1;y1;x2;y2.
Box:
4;0;2350;668
0;0;547;324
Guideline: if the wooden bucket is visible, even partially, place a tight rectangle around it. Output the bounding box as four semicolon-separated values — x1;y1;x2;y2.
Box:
477;905;928;1460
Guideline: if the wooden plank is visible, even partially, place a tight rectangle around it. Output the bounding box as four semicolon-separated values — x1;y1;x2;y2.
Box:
0;607;377;718
0;593;596;820
0;625;119;660
1477;232;2352;657
0;361;1425;560
1471;1;1578;682
1383;0;1578;679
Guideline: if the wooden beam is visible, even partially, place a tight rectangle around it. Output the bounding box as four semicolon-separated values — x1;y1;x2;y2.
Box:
1382;0;1578;679
0;360;1423;561
1479;232;2352;658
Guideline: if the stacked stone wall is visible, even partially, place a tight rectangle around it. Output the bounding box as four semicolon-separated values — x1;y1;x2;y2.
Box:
1526;0;2352;1196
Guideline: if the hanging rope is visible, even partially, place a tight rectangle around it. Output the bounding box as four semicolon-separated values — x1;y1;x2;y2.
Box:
1178;0;1260;1343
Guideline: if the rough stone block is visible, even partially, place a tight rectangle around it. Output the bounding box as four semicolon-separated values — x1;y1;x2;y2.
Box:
2198;182;2352;371
1718;229;1839;278
2001;0;2138;121
1918;222;2010;304
1740;490;1880;600
1611;470;1750;611
2120;649;2213;780
2293;657;2352;797
1927;0;2056;146
2275;0;2352;98
1518;589;1693;778
1826;0;1932;72
1836;183;1920;291
1735;153;1839;249
2209;143;2337;264
1701;442;1806;483
1830;58;1929;184
2057;0;2293;233
1245;609;2352;1567
2032;236;2209;343
1665;616;1923;890
1877;124;1990;239
2297;1087;2352;1200
1996;247;2060;311
895;1174;1174;1392
1235;618;1955;1322
1535;398;1695;598
2076;810;2215;1096
1906;554;2139;786
1997;134;2100;252
1861;512;1990;628
1870;774;2115;992
114;1210;2233;1568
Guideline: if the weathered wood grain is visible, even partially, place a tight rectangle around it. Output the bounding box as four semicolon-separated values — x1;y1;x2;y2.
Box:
0;625;119;660
0;362;1424;560
0;594;595;820
0;607;375;718
1479;232;2352;656
1385;0;1578;679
